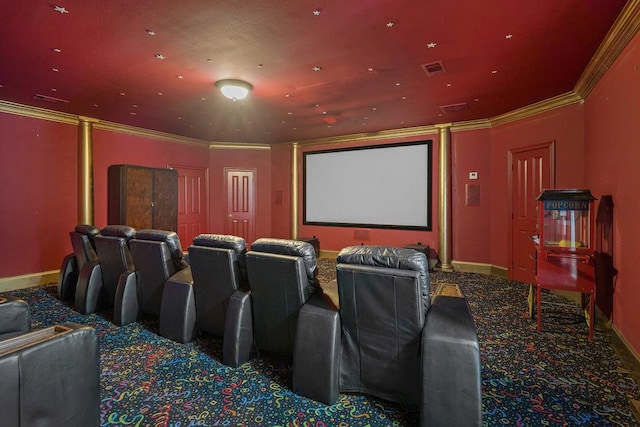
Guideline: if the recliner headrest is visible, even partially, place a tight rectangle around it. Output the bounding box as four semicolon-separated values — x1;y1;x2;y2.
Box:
251;238;318;281
337;245;429;306
100;225;136;241
74;224;99;238
193;234;246;255
135;229;187;270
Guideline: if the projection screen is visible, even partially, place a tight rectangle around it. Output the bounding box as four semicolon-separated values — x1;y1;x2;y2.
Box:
303;141;432;230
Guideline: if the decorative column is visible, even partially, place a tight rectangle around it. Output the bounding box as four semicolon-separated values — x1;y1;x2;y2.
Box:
78;117;96;225
291;142;299;239
438;124;453;271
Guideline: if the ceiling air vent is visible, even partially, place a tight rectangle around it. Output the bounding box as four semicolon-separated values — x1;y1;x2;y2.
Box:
439;102;469;113
421;60;446;76
34;94;69;104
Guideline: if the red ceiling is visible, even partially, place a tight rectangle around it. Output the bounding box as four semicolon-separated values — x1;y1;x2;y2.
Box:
0;0;627;144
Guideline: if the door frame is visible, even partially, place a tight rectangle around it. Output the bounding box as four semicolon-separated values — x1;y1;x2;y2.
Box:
507;141;555;280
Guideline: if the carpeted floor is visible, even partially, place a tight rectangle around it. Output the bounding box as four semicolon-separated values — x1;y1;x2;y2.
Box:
5;258;640;426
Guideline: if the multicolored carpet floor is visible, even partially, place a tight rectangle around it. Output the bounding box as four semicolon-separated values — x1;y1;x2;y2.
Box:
6;260;640;426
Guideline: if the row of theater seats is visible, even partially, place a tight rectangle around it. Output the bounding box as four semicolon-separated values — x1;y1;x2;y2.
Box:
0;296;100;426
57;225;482;426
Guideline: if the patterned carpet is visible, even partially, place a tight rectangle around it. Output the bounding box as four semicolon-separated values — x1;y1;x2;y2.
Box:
5;258;640;426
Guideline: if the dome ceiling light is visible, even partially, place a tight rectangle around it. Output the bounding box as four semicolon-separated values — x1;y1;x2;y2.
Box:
215;79;253;101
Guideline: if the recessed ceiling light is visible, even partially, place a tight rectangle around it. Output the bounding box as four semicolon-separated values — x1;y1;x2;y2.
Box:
447;83;452;87
155;54;165;60
395;82;401;86
51;68;59;72
368;67;375;72
51;88;57;92
130;112;136;115
133;104;138;108
313;9;321;16
54;6;69;14
158;92;163;96
506;34;513;39
492;70;498;74
427;42;437;48
287;112;293;115
119;92;125;96
177;75;183;79
372;107;377;111
386;22;394;28
312;66;322;72
402;96;407;100
146;29;156;36
52;48;61;53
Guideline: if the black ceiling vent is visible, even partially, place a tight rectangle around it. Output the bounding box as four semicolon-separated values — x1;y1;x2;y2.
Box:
34;94;69;104
421;60;446;76
439;102;469;113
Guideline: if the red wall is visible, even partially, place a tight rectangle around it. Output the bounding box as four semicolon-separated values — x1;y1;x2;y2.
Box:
295;134;439;253
488;104;585;268
208;147;272;244
270;144;292;239
92;128;210;229
451;128;492;263
0;113;78;277
583;29;640;355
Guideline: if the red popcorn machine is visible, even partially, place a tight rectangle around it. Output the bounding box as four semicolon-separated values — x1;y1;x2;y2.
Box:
529;189;597;341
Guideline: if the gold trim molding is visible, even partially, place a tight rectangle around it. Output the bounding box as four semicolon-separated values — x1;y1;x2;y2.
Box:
0;100;79;125
295;124;439;148
0;271;59;292
490;92;583;128
452;261;508;279
209;142;271;150
575;0;640;99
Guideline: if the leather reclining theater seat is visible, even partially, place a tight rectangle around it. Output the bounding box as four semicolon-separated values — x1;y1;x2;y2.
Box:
161;234;254;366
226;238;332;369
292;245;482;426
74;225;137;315
0;299;100;426
114;229;196;343
57;224;100;302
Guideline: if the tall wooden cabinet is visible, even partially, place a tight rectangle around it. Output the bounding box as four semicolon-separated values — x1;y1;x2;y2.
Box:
108;164;178;231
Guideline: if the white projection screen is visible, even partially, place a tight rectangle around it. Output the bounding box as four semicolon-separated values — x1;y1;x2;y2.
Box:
303;141;432;230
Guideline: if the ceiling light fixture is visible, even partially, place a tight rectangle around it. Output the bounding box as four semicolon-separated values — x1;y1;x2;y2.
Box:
215;79;253;100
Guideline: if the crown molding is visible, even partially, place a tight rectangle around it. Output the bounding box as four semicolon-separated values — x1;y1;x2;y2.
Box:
450;119;492;132
490;92;583;128
0;100;79;125
209;142;271;150
575;0;640;99
295;124;439;147
93;119;211;146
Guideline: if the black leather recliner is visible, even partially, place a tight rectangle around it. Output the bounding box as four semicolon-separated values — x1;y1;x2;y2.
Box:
75;225;136;315
114;229;196;343
243;238;326;361
57;224;100;301
293;245;482;426
0;296;30;340
165;234;254;363
0;322;100;426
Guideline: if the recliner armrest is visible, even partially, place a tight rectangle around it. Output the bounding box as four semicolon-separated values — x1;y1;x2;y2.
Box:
114;270;139;326
223;289;253;367
74;261;103;314
292;293;341;405
421;294;482;427
0;322;100;426
57;253;78;301
0;296;30;340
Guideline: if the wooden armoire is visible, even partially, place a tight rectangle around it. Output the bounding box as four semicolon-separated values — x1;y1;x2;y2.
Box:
108;164;178;231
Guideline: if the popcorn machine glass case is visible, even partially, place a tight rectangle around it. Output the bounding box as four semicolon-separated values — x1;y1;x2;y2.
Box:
530;189;597;341
538;189;595;253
